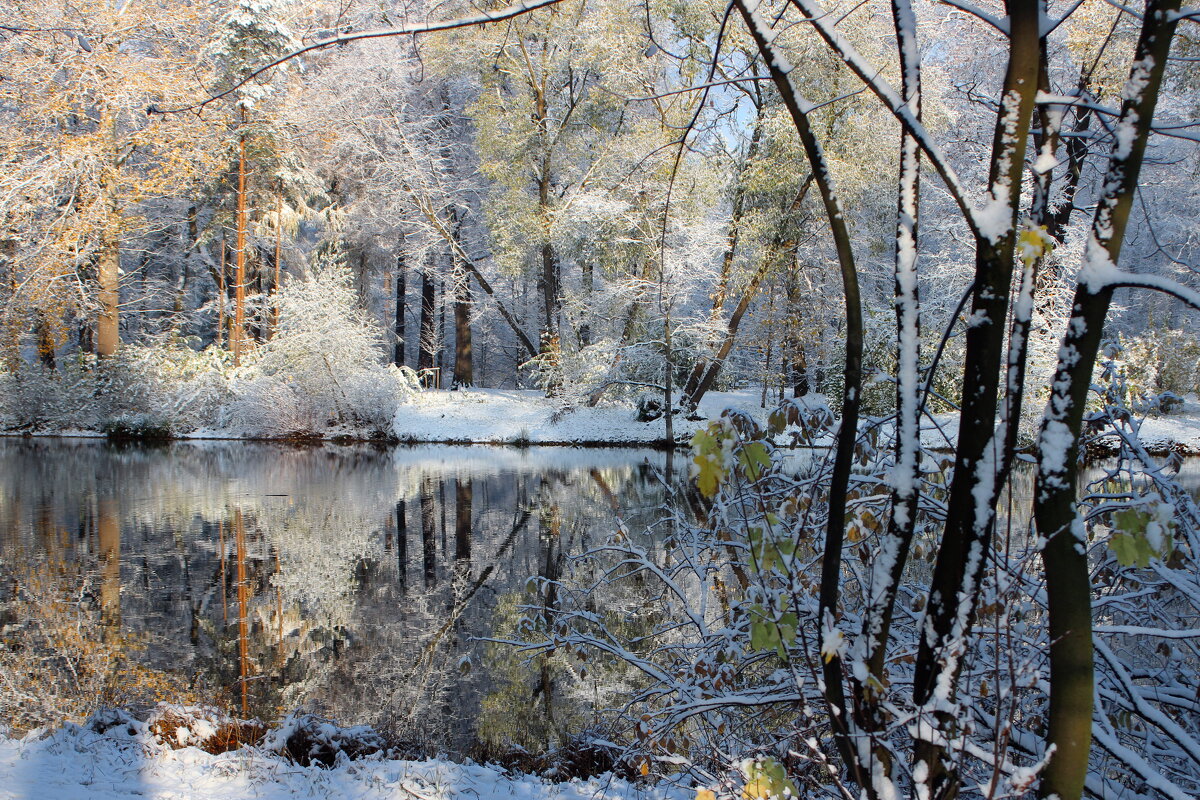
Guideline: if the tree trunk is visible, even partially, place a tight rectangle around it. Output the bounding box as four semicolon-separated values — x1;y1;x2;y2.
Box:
215;234;227;348
1034;5;1182;797
418;257;437;387
395;500;407;594
232;115;249;367
437;279;447;388
421;479;437;588
233;507;251;716
394;246;406;367
36;314;55;369
455;478;472;562
851;3;922;791
270;191;283;338
579;259;593;348
912;5;1042;795
96;105;120;358
453;266;473;388
97;496;121;638
539;239;558;343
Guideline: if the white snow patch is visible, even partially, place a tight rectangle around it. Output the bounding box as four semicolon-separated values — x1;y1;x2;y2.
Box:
0;724;691;800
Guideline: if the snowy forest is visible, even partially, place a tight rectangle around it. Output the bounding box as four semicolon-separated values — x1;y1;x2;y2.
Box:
2;0;1200;799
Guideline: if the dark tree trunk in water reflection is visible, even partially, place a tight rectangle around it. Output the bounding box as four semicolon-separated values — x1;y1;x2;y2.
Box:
455;478;472;571
535;488;562;733
395;499;407;594
421;480;437;589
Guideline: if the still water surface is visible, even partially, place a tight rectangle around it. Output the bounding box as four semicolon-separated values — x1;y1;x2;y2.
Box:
4;439;1199;754
0;439;675;752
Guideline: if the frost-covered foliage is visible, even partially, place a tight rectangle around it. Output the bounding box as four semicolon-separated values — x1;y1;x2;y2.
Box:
0;255;417;437
527;401;1200;798
223;253;418;436
0;342;233;433
208;0;296;108
1106;326;1200;412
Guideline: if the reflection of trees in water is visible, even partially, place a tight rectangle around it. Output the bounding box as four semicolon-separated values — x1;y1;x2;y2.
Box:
0;440;671;752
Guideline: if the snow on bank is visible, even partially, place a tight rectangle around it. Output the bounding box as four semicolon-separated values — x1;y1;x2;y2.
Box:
390;388;791;446
917;395;1200;455
1124;395;1200;454
0;724;688;800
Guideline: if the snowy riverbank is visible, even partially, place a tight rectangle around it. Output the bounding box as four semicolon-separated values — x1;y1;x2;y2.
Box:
389;388;783;446
918;394;1200;456
5;387;1200;454
0;721;689;800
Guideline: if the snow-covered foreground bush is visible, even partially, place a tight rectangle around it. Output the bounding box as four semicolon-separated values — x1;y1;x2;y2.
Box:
524;403;1200;799
0;259;418;438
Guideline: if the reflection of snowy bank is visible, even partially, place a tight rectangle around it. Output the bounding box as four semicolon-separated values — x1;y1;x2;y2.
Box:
0;720;687;800
388;443;668;476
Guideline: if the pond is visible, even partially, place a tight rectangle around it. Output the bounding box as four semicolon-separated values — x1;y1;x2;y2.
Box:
0;438;678;755
4;438;1199;759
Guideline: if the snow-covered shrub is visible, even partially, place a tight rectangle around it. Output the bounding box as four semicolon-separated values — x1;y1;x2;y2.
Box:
222;251;414;435
0;339;236;434
0;358;102;430
263;713;387;767
1108;326;1200;412
221;374;323;436
147;704;265;753
342;365;420;429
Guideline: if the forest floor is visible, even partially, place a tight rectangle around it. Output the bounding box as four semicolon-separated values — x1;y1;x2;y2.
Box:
0;722;688;800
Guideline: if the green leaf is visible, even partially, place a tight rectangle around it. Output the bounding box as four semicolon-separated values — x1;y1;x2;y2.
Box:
1109;532;1152;568
738;441;771;481
777;612;797;644
750;618;779;654
1113;508;1149;536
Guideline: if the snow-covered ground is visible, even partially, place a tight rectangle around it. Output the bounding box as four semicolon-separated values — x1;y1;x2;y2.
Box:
0;723;688;800
7;387;1200;454
917;395;1200;455
390;388;784;445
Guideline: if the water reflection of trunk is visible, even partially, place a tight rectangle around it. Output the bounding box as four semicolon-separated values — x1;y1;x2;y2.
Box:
395;500;408;594
421;480;437;589
535;489;563;729
218;519;228;624
409;498;532;675
233;508;251;716
454;479;472;571
97;496;121;638
439;479;448;556
274;547;283;668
